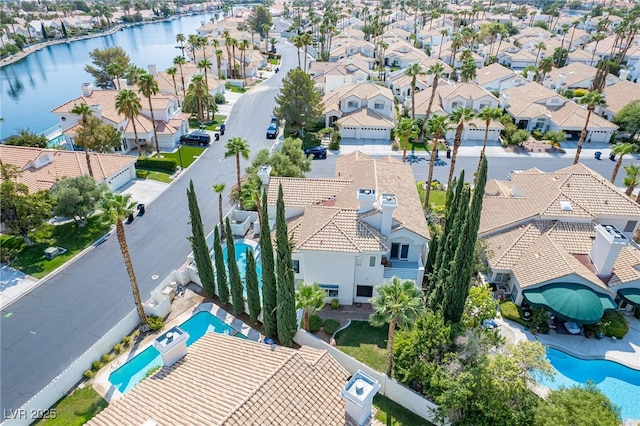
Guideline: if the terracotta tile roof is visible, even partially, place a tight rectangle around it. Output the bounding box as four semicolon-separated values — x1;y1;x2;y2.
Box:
602;80;640;115
609;247;640;286
87;333;349;426
267;177;352;207
336;108;395;127
476;63;519;86
0;145;136;192
322;83;394;114
436;82;496;102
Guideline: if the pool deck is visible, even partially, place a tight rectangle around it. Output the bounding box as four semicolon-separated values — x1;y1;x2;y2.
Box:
93;301;264;403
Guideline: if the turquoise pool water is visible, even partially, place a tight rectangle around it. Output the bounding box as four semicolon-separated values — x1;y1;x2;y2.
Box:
109;311;241;394
539;348;640;420
220;242;263;295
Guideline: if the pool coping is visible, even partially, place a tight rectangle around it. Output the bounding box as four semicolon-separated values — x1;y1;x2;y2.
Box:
93;302;265;402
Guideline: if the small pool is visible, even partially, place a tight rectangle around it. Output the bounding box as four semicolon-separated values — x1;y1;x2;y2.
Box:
220;242;263;295
538;348;640;420
109;311;240;394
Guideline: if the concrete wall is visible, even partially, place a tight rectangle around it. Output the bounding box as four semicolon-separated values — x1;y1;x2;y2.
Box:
294;329;446;425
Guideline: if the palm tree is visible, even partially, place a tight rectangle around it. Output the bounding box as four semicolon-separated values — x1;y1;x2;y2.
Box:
450;33;462;67
574;91;607;164
438;29;448;59
590;32;606;66
176;33;186;57
240;39;250;78
537;56;554;85
173;56;187;100
534;41;546;67
447;106;475;188
476;106;503;165
300;32;313;70
610;143;639;184
396;118;420;163
215;49;224;79
223;30;233;77
377;41;389;79
404;63;425;120
184;75;209;122
70;102;95;177
369;277;425;377
293;34;304;68
230;38;238;78
212;183;226;236
623;164;640;196
107;62;125;90
460;57;477;83
166;67;179;103
424;115;449;209
197;58;213;93
424;63;445;121
138;72;160;154
115;89;143;156
224;137;250;196
296;282;327;331
101;192;149;330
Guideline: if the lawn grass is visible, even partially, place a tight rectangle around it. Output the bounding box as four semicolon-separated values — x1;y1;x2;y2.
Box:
228;85;246;93
416;185;447;209
268;58;279;65
35;386;108;426
0;216;112;278
146;170;173;183
374;394;434;425
158;146;205;169
335;320;388;373
188;115;227;130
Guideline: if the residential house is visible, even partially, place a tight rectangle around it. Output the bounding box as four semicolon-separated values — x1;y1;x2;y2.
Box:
382;40;429;68
544;62;620;91
600;79;640;121
496;45;538;70
439;42;484;69
264;151;430;305
476;62;529;92
502;82;618;142
479;164;640;323
0;144;137;192
386;69;430;102
328;39;376;64
566;47;598;66
308;57;371;94
322;83;395;140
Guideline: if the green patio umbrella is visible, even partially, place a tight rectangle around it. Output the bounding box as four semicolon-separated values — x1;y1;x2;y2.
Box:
618;287;640;308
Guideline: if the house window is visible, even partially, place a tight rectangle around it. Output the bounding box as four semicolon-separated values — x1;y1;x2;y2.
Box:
347;101;358;108
320;284;339;298
292;260;300;273
356;285;373;297
451;101;460;109
494;272;509;282
625;221;637;232
478;103;489;110
369;256;376;267
390;243;409;260
374;102;384;109
356;256;362;266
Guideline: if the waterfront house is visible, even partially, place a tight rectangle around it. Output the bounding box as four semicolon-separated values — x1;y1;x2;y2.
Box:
479;165;640;323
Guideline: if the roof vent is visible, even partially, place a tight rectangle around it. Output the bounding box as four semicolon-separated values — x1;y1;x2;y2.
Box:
560;201;572;211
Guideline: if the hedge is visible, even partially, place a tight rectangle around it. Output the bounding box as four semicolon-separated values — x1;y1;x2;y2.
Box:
323;319;340;335
308;314;323;332
602;311;629;338
500;301;528;326
136;157;177;172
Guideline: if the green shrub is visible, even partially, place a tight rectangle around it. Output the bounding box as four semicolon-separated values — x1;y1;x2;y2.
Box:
331;299;340;309
83;369;95;379
122;335;131;347
500;301;528;326
214;93;226;104
145;365;161;378
329;139;340;150
573;88;587;97
101;354;111;363
136;169;149;178
113;343;123;354
148;315;164;331
564;89;574;98
532;130;543;140
602;311;629;338
309;314;323;332
91;361;103;371
391;140;400;151
324;319;341;335
135;157;177;172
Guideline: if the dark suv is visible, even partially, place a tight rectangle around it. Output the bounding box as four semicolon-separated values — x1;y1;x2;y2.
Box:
180;131;211;146
304;146;327;159
266;117;279;139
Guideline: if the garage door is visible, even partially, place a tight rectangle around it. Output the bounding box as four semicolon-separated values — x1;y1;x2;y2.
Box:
339;126;357;138
360;127;389;140
108;166;133;190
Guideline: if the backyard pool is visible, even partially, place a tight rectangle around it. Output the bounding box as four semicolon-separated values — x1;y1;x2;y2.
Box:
538;348;640;420
220;242;263;295
109;311;244;394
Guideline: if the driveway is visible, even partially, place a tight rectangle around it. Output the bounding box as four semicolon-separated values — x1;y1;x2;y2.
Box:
0;266;39;310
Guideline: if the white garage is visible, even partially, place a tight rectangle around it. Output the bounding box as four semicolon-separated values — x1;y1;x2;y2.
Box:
335;109;395;141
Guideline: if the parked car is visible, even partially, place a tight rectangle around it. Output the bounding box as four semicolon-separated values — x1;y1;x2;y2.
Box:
266;120;279;139
304;145;327;159
180;131;211;146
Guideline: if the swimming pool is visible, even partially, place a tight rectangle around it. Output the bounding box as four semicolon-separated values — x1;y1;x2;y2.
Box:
220;242;263;295
109;311;244;394
538;348;640;420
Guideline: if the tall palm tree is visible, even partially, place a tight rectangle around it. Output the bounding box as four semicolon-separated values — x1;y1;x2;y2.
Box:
224;137;250;196
447;106;475;188
293;34;304;68
404;63;425;120
574;91;607;164
212;183;226;236
396;118;420;163
138;72;160;154
476;106;503;166
107;62;125;90
101;192;149;330
450;33;462;67
197;58;213;93
424;115;449;209
295;282;327;331
610;143;639;184
70;102;95;177
166;67;179;103
176;33;186;57
183;75;209;122
377;41;389;79
223;30;233;77
215;49;224;79
369;277;425;377
534;41;546;67
537;56;554;85
300;32;313;70
230;38;238;78
115;89;143;156
173;56;187;100
623;164;640;197
240;39;250;78
424;62;445;122
438;28;448;59
590;32;606;66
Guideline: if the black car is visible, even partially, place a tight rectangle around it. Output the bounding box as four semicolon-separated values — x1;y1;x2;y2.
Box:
180;131;211;146
304;146;327;159
266;119;279;139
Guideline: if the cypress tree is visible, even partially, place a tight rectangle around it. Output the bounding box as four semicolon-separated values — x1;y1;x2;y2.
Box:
186;180;216;298
275;183;297;347
424;231;439;276
246;247;261;323
226;217;244;316
260;188;278;338
213;225;229;304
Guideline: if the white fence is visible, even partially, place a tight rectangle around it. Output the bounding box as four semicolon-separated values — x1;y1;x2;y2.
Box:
294;329;447;426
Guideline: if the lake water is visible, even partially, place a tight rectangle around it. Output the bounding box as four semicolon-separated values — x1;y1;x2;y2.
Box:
0;13;220;140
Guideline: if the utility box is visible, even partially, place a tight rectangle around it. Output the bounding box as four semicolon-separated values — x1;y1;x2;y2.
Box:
44;246;67;259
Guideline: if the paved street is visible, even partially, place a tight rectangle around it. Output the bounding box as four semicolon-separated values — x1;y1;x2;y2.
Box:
0;34;298;414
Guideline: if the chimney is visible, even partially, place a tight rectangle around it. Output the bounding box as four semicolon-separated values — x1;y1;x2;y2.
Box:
500;92;511;109
379;193;397;236
257;164;272;186
357;188;377;213
340;370;381;426
153;326;189;367
148;64;158;75
81;82;94;97
588;224;628;277
619;69;630;81
556;73;565;90
90;104;103;118
117;78;128;90
526;70;536;82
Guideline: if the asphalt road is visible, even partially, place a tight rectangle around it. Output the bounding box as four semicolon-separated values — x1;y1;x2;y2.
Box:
0;31;298;414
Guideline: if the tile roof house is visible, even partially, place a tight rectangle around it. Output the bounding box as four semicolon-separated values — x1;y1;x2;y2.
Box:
0;144;137;192
479;164;640;323
502;82;618;142
543;62;620;91
600;80;640;121
475;62;529;91
309;58;371;94
87;332;359;426
52;83;189;154
264;151;429;305
322;83;395;140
